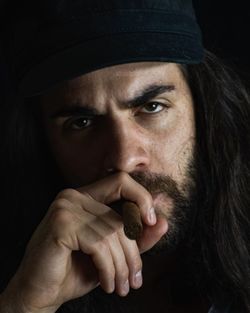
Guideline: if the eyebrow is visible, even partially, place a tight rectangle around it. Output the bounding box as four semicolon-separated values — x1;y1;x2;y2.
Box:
125;84;175;108
50;105;100;119
50;84;175;119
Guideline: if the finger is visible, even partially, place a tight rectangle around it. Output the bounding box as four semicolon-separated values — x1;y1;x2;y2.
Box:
106;233;130;297
137;216;168;254
76;208;130;295
79;172;156;226
77;204;141;296
80;227;115;294
118;231;143;290
91;246;115;294
82;207;131;296
80;199;164;260
83;204;143;293
56;190;123;230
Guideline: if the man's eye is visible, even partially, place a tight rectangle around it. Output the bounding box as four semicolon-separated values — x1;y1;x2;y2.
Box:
140;102;165;114
65;117;93;130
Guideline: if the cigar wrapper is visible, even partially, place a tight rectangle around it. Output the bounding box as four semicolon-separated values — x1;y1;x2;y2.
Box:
122;201;143;240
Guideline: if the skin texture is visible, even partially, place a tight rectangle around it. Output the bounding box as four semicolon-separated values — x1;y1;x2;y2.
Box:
41;62;195;191
0;62;196;313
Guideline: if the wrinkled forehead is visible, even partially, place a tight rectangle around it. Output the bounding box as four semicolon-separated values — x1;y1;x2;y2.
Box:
41;62;186;103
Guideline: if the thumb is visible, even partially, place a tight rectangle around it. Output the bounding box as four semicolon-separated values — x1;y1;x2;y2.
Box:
137;216;168;254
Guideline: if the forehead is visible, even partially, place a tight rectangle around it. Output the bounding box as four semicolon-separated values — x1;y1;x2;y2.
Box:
41;62;187;105
67;62;183;90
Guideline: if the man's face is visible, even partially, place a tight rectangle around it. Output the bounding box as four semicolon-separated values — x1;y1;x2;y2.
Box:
41;62;196;250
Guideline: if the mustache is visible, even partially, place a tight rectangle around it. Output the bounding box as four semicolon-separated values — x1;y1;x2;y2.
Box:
130;171;186;203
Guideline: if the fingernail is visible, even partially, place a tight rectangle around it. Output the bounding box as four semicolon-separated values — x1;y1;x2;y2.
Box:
134;270;143;288
149;207;156;224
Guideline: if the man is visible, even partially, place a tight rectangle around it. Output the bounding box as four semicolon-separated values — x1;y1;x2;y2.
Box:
0;0;250;313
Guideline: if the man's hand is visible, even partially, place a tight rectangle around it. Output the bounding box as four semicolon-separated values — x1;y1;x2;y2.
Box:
2;172;168;313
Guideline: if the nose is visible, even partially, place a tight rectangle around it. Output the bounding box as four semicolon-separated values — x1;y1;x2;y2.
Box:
103;118;150;174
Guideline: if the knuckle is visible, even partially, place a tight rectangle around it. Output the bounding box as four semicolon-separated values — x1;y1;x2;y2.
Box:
112;221;124;234
49;204;75;228
132;257;142;272
104;232;116;243
51;198;72;210
117;267;129;281
81;191;94;201
140;189;152;205
92;239;109;255
97;260;115;279
106;268;115;280
117;223;124;235
145;190;153;202
112;172;130;199
56;188;80;200
115;171;128;184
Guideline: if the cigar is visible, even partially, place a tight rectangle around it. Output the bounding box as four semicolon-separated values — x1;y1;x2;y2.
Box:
122;201;143;240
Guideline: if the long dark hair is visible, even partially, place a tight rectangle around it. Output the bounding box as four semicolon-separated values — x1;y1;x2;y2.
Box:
1;51;250;312
182;51;250;312
0;93;62;291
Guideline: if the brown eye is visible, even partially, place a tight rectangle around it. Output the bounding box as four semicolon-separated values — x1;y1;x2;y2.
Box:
140;102;164;113
65;117;93;130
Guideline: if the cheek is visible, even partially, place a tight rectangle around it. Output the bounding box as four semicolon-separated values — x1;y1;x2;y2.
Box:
152;112;195;181
47;130;106;185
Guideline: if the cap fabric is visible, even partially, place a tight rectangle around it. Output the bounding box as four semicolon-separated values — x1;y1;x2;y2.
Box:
3;0;204;97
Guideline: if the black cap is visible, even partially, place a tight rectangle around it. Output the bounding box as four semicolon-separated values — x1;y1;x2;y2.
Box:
3;0;203;97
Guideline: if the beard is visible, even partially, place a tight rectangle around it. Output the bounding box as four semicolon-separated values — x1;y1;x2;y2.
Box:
58;153;199;313
129;155;197;255
58;149;200;313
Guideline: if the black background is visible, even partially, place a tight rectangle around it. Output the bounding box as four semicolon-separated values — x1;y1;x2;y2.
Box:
193;0;250;85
